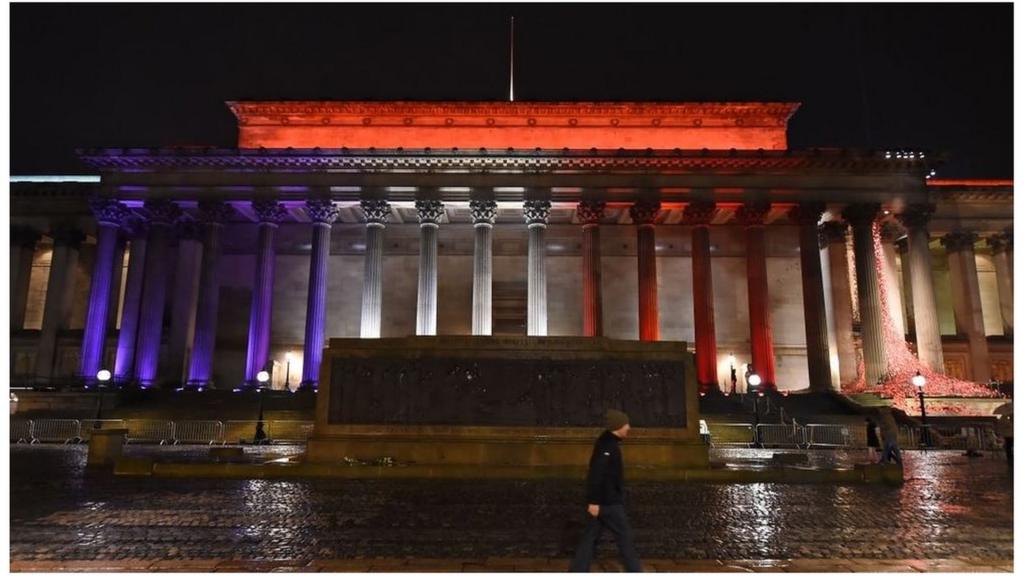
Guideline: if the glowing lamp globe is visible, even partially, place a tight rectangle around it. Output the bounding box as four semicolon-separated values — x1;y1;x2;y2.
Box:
748;373;762;388
256;370;270;384
911;371;926;390
96;369;112;382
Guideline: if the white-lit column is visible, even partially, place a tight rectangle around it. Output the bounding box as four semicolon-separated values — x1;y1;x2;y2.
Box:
988;231;1013;337
897;206;945;373
942;231;991;383
415;200;444;336
524;200;551;336
470;200;497;335
359;200;391;338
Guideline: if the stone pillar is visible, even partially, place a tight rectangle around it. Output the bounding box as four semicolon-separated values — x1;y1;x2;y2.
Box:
471;200;497;336
187;202;233;386
791;204;832;391
11;227;41;331
80;199;130;382
632;200;661;342
165;219;204;385
106;236;127;333
683;201;718;391
988;230;1013;337
942;231;991;383
879;222;907;337
359;200;391;338
114;221;148;381
896;239;915;339
896;206;944;373
35;228;84;381
843;204;887;387
737;202;776;389
819;222;858;385
244;200;286;384
524;200;551;337
301;200;340;387
577;200;605;337
415;200;444;336
133;200;182;386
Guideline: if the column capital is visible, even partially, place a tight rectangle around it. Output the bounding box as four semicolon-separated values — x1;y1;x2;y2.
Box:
360;199;392;227
523;200;551;226
895;204;935;230
415;200;445;226
841;203;881;226
306;199;340;225
681;201;717;226
879;220;906;244
123;216;148;239
735;201;772;227
12;226;41;248
629;200;661;227
175;217;203;242
788;202;826;226
143;199;183;226
941;231;978;254
50;227;86;248
88;198;131;228
896;238;910;254
470;199;498;226
818;221;848;248
197;201;235;224
252;200;287;225
987;231;1013;254
576;200;606;227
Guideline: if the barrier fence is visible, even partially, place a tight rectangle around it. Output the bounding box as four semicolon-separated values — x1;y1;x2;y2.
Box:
707;423;756;447
805;424;851;448
756;424;806;448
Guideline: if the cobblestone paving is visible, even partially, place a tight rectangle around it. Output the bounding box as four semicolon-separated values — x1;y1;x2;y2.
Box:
9;445;1013;568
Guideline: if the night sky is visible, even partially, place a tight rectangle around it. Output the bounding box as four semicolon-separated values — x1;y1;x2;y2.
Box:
11;3;1013;178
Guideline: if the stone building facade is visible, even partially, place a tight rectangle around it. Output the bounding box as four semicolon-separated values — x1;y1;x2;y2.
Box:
9;101;1014;393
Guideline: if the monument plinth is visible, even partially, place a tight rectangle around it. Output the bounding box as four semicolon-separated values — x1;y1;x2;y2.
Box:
308;336;709;470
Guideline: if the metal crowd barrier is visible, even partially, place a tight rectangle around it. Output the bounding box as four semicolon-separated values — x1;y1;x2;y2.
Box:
708;423;756;447
805;424;851;448
30;419;82;444
223;420;264;444
11;419;33;443
125;419;176;445
79;419;128;442
755;423;806;448
174;420;224;445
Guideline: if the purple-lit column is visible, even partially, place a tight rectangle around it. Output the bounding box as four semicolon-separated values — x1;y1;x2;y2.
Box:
80;199;130;382
165;219;203;384
187;202;233;386
133;199;182;386
114;220;148;380
10;227;41;331
106;235;127;333
359;200;391;338
631;200;661;342
301;199;340;388
244;200;286;384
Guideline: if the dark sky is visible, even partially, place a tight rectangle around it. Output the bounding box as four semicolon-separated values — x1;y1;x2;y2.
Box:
11;3;1013;178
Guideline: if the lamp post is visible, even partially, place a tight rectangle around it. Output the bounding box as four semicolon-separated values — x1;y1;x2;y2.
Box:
10;392;19;417
284;352;293;391
748;367;762;446
93;369;112;429
912;370;930;448
728;354;737;396
253;370;270;445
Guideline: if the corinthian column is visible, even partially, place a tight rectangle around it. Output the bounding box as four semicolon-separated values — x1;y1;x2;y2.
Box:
683;201;718;391
301;200;339;387
359;200;391;338
737;202;776;389
843;203;886;387
879;221;907;337
11;227;41;331
415;200;444;336
134;199;182;386
577;200;605;337
165;219;204;384
631;200;661;341
791;204;831;391
988;230;1013;337
942;231;991;383
36;228;85;380
80;199;130;382
820;221;858;385
187;201;234;386
524;200;551;336
896;206;944;373
471;200;497;335
114;220;147;380
244;200;286;384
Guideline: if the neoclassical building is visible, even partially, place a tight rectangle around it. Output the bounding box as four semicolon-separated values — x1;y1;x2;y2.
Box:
9;101;1014;393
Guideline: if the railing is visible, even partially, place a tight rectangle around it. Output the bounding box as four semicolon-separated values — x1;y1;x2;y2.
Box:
11;419;33;443
708;423;756;447
125;420;176;445
10;418;317;445
755;423;806;448
805;424;851;448
29;419;82;443
173;420;223;445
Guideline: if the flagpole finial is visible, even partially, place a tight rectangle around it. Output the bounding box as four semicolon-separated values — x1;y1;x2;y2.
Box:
509;16;515;102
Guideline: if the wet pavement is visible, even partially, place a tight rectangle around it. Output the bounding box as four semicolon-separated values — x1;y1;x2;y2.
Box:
8;445;1013;570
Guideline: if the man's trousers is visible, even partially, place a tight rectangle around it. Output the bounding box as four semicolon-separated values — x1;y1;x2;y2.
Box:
569;504;642;572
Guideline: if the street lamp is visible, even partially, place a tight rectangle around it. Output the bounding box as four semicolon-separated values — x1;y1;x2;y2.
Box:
254;370;270;445
92;369;113;429
284;352;293;390
728;354;737;396
10;392;19;416
748;367;763;445
912;371;930;447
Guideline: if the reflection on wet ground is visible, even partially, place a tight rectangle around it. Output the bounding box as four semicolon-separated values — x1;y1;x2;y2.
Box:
9;445;1012;562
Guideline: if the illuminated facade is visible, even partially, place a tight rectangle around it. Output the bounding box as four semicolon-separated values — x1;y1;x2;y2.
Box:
9;101;1014;394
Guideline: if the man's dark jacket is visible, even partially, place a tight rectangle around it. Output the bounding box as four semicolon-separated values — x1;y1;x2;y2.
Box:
585;430;624;505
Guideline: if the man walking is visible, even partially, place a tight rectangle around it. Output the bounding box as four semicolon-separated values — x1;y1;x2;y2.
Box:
569;409;642;572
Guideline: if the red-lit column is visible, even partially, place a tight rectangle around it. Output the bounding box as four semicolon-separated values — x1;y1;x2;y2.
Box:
684;201;718;391
632;200;661;341
737;202;776;389
576;200;605;337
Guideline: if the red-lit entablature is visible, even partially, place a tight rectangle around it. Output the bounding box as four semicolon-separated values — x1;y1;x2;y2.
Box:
227;101;801;151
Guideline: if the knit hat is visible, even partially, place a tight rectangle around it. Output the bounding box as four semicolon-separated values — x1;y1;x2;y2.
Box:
605;409;630;431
